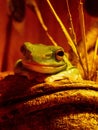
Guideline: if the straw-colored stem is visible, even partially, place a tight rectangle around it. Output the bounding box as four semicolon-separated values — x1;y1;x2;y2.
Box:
27;0;57;46
93;38;98;64
91;37;98;78
66;0;77;44
46;0;86;77
79;0;89;78
66;0;85;73
46;0;78;57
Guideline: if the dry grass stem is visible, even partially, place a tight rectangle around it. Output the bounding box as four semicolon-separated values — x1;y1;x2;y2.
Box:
66;0;86;78
66;0;77;44
78;0;89;78
27;0;57;46
91;37;98;78
46;0;78;57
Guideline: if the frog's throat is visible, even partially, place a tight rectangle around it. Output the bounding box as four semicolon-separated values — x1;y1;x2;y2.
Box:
23;62;67;74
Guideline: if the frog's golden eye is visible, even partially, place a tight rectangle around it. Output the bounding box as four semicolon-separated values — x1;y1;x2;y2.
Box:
55;49;64;61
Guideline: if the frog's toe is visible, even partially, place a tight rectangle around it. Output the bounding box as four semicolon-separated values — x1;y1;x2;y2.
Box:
45;76;56;83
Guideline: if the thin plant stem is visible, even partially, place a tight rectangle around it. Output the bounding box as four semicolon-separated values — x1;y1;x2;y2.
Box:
91;37;98;79
78;0;89;78
27;0;57;46
46;0;86;78
46;0;78;57
66;0;77;44
93;38;98;66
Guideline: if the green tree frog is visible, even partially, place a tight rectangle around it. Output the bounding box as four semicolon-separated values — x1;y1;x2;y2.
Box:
14;42;82;83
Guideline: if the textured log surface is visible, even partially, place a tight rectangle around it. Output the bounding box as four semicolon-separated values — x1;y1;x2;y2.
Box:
0;73;98;129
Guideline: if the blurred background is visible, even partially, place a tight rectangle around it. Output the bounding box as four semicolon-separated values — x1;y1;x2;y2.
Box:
0;0;97;72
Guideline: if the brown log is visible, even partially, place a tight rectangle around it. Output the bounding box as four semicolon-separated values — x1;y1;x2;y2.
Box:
0;73;98;129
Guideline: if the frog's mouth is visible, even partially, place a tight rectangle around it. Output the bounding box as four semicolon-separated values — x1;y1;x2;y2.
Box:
23;61;67;74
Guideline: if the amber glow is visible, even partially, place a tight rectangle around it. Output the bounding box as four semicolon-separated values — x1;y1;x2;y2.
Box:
0;0;97;73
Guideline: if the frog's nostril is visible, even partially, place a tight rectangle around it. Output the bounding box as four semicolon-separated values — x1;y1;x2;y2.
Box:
55;49;64;61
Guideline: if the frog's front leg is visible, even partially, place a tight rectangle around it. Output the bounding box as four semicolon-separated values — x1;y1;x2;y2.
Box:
45;67;82;83
14;59;35;80
14;60;48;82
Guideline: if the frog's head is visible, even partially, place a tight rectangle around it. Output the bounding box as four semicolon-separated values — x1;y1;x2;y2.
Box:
20;42;70;74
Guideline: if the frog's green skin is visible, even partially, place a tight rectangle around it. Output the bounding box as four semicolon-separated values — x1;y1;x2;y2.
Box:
14;42;82;82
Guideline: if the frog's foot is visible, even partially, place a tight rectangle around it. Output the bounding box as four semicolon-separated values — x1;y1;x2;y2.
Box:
14;60;35;80
14;68;35;80
45;68;83;83
14;61;47;82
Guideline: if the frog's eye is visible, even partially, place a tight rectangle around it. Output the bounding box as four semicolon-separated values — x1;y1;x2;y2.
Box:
55;49;64;61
